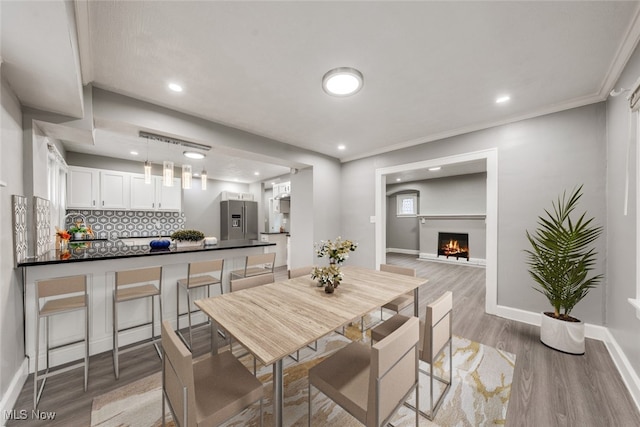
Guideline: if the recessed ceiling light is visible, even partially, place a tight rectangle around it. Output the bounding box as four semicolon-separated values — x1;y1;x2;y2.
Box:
428;166;441;171
322;67;363;96
130;151;139;156
183;151;205;159
338;144;346;150
168;83;183;92
254;172;260;176
193;172;200;177
396;178;402;182
496;95;510;104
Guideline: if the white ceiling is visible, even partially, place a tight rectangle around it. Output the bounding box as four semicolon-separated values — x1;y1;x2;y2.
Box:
3;1;640;182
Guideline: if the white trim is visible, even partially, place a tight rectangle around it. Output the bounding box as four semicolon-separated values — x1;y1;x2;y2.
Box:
375;148;498;315
0;359;28;425
386;248;420;255
602;328;640;412
419;252;486;267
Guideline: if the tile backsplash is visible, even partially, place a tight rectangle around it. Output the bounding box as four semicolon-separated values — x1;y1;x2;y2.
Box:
65;210;185;240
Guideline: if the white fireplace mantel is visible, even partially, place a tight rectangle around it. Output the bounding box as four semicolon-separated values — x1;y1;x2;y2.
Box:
417;213;486;220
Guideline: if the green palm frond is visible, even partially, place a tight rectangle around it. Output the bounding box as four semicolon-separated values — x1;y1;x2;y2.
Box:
524;185;603;317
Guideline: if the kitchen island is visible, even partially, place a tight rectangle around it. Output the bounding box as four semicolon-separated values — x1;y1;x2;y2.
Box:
19;239;275;373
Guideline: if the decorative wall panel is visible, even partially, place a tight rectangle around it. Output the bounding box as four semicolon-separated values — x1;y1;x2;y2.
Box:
34;197;51;256
65;210;185;240
12;195;28;266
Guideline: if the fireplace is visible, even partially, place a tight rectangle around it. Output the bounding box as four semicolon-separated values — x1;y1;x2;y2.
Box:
438;232;469;261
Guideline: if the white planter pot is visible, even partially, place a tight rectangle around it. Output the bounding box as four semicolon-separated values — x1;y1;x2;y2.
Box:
175;239;204;248
540;312;585;355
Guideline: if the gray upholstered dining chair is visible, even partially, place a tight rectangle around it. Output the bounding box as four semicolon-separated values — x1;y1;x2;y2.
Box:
287;265;318;360
370;291;453;420
288;265;314;279
379;263;416;318
229;272;275;374
308;316;420;427
161;320;264;427
355;263;416;334
176;258;224;350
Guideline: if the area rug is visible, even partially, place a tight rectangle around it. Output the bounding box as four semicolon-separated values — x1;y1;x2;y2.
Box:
91;320;515;427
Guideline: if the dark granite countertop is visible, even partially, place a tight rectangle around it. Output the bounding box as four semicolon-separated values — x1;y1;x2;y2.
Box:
18;239;276;267
260;232;291;236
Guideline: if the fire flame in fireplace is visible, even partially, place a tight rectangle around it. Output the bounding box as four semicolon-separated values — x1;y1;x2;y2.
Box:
442;239;467;256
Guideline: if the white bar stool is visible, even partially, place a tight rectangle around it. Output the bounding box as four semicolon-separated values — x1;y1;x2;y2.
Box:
112;266;163;379
34;274;89;409
176;258;224;350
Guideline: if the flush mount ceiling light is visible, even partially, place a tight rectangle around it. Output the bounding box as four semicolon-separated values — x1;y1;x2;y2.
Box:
183;151;205;160
496;95;511;104
322;67;364;96
428;166;442;171
168;83;183;92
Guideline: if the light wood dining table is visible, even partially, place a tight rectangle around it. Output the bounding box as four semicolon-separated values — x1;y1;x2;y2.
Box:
194;264;428;427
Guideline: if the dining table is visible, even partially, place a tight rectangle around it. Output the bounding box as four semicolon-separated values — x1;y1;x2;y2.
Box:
194;264;428;427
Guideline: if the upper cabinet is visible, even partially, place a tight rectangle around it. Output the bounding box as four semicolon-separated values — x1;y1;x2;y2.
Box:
100;170;130;209
67;167;99;208
68;166;182;212
130;175;181;211
273;181;291;199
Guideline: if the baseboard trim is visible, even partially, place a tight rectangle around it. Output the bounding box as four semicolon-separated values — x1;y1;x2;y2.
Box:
602;328;640;412
0;358;28;426
386;248;420;255
419;252;486;266
495;304;640;412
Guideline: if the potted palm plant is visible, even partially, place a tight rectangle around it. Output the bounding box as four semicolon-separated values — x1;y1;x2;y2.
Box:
525;185;603;355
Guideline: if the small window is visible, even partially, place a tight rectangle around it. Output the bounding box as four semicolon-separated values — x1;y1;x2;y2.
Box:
396;193;417;217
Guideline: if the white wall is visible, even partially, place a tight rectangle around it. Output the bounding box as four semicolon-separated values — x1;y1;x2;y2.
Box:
342;103;607;324
0;70;27;414
606;41;640;382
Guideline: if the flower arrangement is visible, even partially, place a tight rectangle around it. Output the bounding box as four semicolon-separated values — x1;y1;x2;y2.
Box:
55;227;71;241
314;237;358;265
311;237;357;293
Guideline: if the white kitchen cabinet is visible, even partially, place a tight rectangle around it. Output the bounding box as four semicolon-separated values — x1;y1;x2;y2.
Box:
260;233;288;267
273;181;291;199
157;177;181;210
100;170;130;209
130;175;182;211
68;167;130;209
130;175;156;209
67;167;99;208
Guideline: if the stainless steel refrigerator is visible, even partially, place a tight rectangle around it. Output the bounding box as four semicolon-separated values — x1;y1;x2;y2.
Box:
220;200;259;240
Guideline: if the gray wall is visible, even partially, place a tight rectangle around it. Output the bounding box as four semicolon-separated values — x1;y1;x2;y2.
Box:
342;103;607;324
1;71;26;406
606;42;640;377
385;174;487;256
415;173;486;214
386;193;419;252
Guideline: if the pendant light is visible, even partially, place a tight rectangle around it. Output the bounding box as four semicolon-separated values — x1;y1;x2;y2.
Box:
201;168;207;190
163;161;174;186
182;164;192;189
143;135;152;184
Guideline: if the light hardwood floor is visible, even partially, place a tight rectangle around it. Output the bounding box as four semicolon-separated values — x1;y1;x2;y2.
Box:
7;255;640;426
